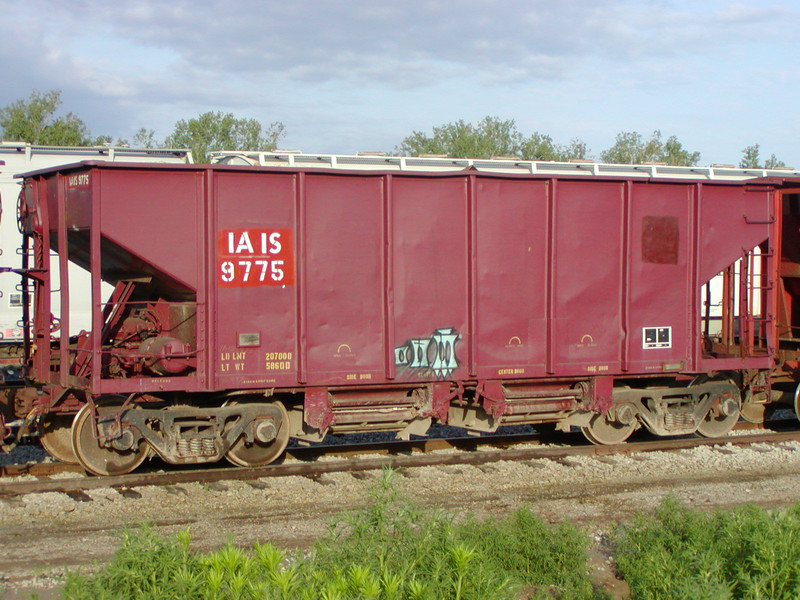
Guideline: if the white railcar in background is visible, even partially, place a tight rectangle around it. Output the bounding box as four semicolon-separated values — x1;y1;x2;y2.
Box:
0;142;192;342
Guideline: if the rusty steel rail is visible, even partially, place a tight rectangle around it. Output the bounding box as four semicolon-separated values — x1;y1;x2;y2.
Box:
2;428;799;498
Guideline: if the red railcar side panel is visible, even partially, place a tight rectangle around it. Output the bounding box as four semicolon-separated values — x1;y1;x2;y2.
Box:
99;170;200;291
214;171;298;388
64;172;92;230
553;180;624;373
391;177;469;382
475;178;549;378
304;174;385;385
626;182;693;371
699;185;772;284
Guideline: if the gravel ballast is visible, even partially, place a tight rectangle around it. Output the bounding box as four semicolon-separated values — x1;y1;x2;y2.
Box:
2;436;800;599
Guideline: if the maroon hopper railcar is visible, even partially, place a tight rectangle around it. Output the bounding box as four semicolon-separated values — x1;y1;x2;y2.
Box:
8;161;800;474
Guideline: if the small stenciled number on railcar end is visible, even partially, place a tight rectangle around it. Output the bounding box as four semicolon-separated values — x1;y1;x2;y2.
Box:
217;229;295;287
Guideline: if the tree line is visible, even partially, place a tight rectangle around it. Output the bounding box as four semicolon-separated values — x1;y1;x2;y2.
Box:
0;90;284;164
0;90;787;168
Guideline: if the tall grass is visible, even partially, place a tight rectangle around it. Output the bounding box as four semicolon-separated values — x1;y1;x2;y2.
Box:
56;472;800;600
60;468;602;600
61;525;201;600
613;496;800;600
456;507;595;600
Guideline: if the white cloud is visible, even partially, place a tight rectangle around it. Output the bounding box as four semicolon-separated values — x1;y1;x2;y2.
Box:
0;0;798;165
14;0;793;87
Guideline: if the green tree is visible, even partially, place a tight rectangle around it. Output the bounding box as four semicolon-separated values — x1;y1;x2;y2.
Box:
131;127;159;148
560;138;589;161
662;135;701;166
765;154;786;169
518;132;559;161
116;128;161;149
396;116;523;158
396;116;588;161
740;144;786;169
0;89;97;145
740;144;761;168
765;154;787;169
518;134;589;161
600;130;700;166
164;111;286;163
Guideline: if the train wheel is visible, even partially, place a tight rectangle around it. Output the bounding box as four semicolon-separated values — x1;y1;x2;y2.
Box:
225;402;290;467
793;383;800;422
581;412;635;445
39;412;79;464
696;394;740;438
71;403;148;476
739;402;765;424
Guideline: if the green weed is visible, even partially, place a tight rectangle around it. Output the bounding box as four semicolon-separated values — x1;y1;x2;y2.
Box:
456;507;596;600
61;525;201;600
57;467;602;599
614;496;800;600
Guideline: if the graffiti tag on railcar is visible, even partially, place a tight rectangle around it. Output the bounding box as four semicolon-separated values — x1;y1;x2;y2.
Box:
395;327;461;379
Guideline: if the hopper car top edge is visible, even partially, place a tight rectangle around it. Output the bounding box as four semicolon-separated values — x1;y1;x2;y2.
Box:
12;159;800;188
209;150;800;181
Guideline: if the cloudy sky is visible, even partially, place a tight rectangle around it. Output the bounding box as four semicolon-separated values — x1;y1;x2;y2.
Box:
1;0;798;166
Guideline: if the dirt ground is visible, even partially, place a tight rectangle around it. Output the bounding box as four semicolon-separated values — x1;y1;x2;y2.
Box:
2;439;800;599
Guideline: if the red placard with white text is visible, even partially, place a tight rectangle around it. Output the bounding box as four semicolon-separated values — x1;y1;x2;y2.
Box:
217;229;294;287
